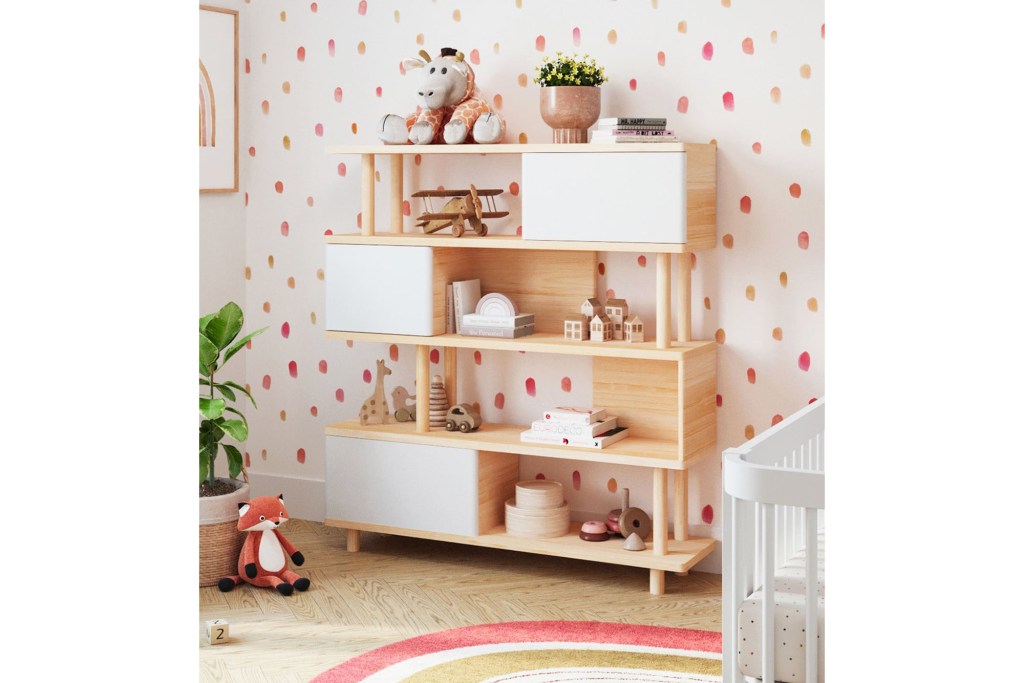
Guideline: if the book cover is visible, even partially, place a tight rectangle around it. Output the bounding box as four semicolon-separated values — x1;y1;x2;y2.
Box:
460;323;535;339
542;406;608;424
530;416;618;438
520;426;630;449
461;313;535;328
445;283;455;333
596;123;667;131
452;279;481;334
592;129;675;137
590;136;679;144
597;117;667;126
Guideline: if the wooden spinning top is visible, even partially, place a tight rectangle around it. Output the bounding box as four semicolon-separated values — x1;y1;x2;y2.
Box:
428;375;449;429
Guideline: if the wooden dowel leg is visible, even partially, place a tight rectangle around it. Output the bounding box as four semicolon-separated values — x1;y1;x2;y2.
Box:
656;253;671;349
346;529;360;553
390;155;403;232
444;347;458;406
361;154;375;235
674;469;689;541
676;253;692;342
650;569;665;595
416;345;430;433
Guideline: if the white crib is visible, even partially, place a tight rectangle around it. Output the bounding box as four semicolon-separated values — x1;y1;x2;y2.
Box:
722;399;825;683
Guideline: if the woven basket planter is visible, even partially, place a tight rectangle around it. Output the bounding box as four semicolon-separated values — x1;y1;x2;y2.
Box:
199;479;249;586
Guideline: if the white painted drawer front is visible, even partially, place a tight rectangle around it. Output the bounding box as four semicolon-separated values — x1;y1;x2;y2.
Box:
325;244;434;335
325;437;480;536
521;152;687;243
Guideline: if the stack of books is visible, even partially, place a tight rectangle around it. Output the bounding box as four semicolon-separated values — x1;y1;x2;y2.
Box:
461;312;535;338
590;117;678;144
520;406;629;449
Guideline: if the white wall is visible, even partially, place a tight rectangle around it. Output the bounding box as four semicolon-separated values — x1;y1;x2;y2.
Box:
208;0;824;571
200;0;250;479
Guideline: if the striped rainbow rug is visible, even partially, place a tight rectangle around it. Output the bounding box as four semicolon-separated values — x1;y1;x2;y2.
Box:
311;620;722;682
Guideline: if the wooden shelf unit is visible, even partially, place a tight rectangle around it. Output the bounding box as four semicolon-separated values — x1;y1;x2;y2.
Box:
322;143;717;595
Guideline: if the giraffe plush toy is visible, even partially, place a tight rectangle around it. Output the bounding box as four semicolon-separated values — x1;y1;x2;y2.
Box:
359;359;392;425
378;47;506;145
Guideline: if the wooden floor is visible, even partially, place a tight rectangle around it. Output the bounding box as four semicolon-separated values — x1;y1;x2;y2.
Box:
199;520;722;682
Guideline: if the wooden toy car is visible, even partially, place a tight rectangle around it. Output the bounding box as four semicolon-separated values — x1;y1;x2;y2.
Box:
413;184;508;237
445;403;482;432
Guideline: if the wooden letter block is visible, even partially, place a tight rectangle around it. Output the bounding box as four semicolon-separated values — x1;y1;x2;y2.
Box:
205;619;230;645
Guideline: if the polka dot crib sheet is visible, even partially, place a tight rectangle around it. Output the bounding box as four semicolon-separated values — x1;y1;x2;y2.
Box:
737;535;825;683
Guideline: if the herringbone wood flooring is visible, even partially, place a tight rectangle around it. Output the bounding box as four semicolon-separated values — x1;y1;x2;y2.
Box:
199;520;722;682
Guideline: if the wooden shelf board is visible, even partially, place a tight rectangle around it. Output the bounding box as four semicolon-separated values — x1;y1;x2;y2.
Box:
325;420;685;469
325;330;713;361
324;232;696;254
323;518;717;573
326;142;701;156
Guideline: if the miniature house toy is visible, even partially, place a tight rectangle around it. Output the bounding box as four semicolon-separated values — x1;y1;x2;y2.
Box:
589;312;612;342
624;314;645;343
564;313;590;341
605;298;629;340
581;297;603;321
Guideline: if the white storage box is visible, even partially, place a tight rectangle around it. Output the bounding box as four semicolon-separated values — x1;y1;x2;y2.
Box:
326;437;513;536
325;244;436;335
521;151;687;244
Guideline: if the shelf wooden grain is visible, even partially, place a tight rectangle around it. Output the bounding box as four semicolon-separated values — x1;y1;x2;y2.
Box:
325;420;690;470
326;142;696;155
325;330;713;361
322;518;717;573
324;231;700;254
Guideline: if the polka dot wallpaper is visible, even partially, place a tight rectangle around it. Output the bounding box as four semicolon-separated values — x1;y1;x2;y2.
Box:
228;0;823;566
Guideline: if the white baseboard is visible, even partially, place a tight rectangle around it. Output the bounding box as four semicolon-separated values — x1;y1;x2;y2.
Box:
247;473;325;522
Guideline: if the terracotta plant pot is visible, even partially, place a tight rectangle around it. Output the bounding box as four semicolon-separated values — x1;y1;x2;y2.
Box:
199;479;250;586
539;86;602;144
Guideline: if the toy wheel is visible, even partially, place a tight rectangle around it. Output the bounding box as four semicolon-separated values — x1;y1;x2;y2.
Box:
458;422;470;433
446;420;456;431
451;222;464;237
477;223;488;236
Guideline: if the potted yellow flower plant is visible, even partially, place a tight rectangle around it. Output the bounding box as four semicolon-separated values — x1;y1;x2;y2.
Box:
534;52;607;143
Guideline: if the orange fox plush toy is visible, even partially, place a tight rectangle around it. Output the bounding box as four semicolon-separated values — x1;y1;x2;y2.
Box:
217;494;310;596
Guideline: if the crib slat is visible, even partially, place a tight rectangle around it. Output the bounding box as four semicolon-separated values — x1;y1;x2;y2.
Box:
727;494;741;683
761;502;775;683
806;508;819;683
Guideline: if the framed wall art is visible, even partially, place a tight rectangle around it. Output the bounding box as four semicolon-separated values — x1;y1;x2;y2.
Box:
199;5;238;193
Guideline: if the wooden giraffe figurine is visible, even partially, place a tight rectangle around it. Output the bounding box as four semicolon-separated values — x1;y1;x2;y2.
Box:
359;359;392;425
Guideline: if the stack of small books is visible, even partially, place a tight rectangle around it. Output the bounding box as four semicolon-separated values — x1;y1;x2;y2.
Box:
590;117;677;144
520;407;629;449
461;311;535;338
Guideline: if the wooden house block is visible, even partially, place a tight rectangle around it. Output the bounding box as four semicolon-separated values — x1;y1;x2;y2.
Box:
205;619;230;645
605;298;629;340
581;297;603;321
624;314;645;343
589;312;612;342
564;314;590;341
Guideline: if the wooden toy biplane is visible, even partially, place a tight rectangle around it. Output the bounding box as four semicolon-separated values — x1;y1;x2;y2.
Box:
412;184;508;237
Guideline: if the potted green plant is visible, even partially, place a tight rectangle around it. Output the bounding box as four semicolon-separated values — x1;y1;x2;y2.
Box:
534;52;607;143
199;301;267;586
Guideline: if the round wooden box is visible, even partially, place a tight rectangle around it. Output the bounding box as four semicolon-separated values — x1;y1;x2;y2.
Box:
505;498;571;538
514;480;564;510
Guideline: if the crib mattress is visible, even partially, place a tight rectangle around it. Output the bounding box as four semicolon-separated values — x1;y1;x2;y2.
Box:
738;538;825;683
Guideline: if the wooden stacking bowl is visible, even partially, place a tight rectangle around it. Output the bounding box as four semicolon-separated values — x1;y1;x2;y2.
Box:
515;480;564;510
505;498;571;538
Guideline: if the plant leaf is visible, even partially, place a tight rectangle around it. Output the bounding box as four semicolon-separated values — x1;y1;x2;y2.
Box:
223;444;243;479
223;406;246;421
221;380;257;407
213;383;237;402
204;302;244;351
199;312;217;334
199;448;211;484
200;396;226;419
199;333;219;377
219;418;248;442
222;326;268;366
